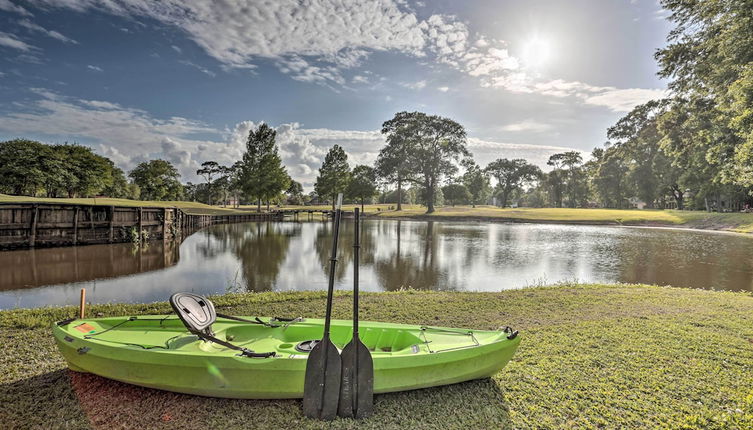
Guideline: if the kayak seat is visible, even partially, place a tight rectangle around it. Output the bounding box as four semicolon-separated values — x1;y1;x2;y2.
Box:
170;292;217;336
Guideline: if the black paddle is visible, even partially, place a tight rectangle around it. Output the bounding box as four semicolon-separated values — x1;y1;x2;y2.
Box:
302;195;343;420
338;207;374;418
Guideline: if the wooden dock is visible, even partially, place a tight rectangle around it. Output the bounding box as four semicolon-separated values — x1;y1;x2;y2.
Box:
272;208;356;220
0;203;281;249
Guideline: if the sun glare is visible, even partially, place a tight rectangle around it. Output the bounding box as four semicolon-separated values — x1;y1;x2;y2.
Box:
522;36;552;68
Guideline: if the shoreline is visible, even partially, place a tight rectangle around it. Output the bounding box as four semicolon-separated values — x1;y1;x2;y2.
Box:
367;212;753;236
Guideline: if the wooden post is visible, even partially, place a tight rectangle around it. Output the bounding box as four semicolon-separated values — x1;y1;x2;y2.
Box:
88;207;94;243
109;206;115;243
163;207;168;240
138;207;143;241
29;205;38;248
72;206;79;246
79;288;86;319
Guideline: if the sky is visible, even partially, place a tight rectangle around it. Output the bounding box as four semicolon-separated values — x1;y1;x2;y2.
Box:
0;0;673;189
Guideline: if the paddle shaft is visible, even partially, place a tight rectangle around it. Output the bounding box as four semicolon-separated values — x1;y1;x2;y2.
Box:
353;208;360;337
323;208;342;337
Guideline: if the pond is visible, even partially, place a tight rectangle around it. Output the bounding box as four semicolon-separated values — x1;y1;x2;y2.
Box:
2;219;752;309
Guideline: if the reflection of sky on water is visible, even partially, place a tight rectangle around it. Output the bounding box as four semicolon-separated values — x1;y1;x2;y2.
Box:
2;220;753;309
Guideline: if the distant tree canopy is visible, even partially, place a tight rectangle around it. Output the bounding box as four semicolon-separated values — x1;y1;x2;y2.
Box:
128;159;184;201
485;158;541;207
380;111;469;213
238;123;290;211
346;164;378;211
461;160;491;208
441;183;470;206
0;139;126;198
286;178;305;205
376;117;416;211
315;144;350;210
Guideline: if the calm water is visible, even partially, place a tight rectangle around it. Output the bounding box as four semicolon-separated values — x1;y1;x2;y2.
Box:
2;219;753;309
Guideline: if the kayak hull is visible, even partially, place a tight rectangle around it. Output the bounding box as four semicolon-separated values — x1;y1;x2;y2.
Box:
53;316;520;399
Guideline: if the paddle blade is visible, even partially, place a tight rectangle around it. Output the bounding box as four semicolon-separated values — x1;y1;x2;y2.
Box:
302;338;342;420
338;338;374;419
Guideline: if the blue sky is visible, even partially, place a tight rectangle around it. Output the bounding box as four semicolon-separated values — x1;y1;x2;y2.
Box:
0;0;672;188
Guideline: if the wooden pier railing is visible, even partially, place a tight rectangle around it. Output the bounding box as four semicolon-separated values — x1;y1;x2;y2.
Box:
0;203;281;250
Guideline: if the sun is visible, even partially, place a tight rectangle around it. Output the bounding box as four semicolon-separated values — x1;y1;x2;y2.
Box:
521;36;552;69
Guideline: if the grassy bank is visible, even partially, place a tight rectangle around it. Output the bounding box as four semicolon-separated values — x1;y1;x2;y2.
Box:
4;194;753;233
0;194;248;216
373;206;753;233
2;284;753;429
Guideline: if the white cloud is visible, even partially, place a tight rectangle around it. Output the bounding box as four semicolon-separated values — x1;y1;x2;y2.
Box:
485;75;664;112
179;60;216;77
34;0;428;85
584;88;668;112
0;0;32;15
0;89;385;186
401;80;427;90
467;138;587;169
22;0;665;112
18;19;77;44
499;120;553;132
0;89;217;178
86;64;103;72
0;32;35;51
437;86;449;92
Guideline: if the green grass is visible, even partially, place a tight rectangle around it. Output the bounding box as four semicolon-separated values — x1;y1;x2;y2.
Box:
373;205;753;233
2;284;753;429
0;194;250;216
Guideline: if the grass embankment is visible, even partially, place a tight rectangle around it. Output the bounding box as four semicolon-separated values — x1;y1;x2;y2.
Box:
374;206;753;233
2;284;753;429
4;194;753;233
0;194;248;216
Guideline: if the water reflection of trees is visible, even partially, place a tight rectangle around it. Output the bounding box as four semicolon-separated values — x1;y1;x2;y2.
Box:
206;222;298;292
372;221;449;291
0;240;179;291
314;218;377;281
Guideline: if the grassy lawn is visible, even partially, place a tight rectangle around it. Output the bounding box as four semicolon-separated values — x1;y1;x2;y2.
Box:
0;194;250;216
373;205;753;233
2;284;753;429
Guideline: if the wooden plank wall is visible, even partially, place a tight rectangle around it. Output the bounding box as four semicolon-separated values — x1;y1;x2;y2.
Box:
0;203;281;249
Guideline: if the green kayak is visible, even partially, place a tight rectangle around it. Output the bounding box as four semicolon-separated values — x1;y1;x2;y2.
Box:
53;312;520;399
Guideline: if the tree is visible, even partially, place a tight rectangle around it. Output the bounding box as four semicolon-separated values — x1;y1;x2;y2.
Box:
102;166;139;199
314;145;351;210
462;160;491;208
238;124;290;211
128;159;184;201
441;183;470;206
381;111;469;213
196;161;222;205
655;0;752;192
485;158;542;207
52;144;114;198
376;120;416;211
346;165;378;211
0;139;52;196
286;179;305;205
547;151;587;208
